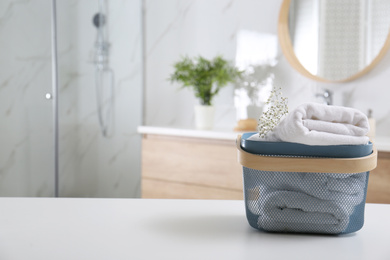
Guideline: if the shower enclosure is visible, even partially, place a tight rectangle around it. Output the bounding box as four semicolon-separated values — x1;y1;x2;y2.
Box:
0;0;143;198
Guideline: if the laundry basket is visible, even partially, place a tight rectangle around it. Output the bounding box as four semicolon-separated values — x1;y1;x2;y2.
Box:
237;133;377;235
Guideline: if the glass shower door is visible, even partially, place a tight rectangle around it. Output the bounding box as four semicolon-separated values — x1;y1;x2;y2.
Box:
56;0;143;198
0;1;54;197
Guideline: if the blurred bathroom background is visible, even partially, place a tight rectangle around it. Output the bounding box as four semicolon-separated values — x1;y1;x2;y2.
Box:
0;0;143;197
1;0;390;198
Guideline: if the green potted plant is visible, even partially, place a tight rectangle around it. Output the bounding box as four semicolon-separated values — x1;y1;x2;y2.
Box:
170;55;241;129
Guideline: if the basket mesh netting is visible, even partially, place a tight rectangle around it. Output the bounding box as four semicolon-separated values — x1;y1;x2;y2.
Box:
242;167;370;235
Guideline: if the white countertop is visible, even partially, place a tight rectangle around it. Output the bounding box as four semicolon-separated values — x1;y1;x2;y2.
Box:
137;125;242;140
138;125;390;152
0;198;389;260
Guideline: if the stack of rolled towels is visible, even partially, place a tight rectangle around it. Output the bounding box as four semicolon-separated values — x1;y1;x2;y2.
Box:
247;103;370;233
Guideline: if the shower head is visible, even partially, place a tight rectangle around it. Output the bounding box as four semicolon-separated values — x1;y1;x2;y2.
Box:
93;13;106;28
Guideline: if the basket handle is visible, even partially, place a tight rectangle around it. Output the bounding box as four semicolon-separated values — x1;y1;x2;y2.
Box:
237;135;377;174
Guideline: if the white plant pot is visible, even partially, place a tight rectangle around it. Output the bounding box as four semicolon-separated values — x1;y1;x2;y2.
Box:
194;105;215;130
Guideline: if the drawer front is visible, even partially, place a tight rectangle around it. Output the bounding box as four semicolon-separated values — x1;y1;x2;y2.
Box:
142;136;243;191
366;153;390;204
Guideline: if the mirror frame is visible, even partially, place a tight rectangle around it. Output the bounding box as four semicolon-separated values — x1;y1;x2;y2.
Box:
278;0;390;83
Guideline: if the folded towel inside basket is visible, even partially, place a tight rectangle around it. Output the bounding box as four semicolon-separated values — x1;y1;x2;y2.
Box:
257;171;367;206
257;188;350;233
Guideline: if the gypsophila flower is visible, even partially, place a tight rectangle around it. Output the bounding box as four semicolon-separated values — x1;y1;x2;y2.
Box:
258;86;288;138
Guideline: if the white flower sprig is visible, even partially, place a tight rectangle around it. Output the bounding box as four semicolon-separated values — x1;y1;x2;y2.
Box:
258;86;288;138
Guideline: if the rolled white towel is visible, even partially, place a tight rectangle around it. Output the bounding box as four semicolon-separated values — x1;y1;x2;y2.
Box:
257;188;350;234
255;171;366;206
249;103;370;145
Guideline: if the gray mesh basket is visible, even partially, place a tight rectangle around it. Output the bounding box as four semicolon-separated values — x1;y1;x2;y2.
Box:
237;133;377;235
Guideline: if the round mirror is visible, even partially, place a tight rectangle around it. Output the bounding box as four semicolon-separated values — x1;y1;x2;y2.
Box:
278;0;390;82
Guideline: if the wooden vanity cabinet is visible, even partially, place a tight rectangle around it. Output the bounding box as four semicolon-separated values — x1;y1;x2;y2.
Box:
366;152;390;204
141;134;243;200
141;134;390;204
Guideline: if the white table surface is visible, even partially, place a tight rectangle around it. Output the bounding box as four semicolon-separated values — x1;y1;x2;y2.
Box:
0;198;389;260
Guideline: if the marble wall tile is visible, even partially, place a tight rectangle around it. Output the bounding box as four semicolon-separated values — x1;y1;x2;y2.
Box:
145;0;390;138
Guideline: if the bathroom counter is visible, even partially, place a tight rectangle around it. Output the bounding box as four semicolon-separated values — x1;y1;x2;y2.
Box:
138;125;390;203
138;125;390;152
0;198;389;260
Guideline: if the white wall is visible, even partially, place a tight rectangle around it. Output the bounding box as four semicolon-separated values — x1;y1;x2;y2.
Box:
144;0;390;137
